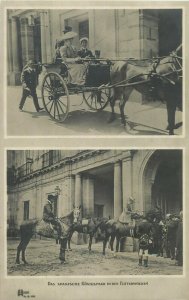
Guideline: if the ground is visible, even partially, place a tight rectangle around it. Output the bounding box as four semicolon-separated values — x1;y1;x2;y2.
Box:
6;86;182;136
7;239;182;276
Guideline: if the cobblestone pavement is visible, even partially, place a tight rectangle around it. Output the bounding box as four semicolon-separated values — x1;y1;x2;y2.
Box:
7;239;183;276
7;86;182;136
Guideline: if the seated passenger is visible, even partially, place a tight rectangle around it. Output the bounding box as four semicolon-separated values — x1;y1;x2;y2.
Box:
59;31;86;86
54;26;73;63
78;37;94;58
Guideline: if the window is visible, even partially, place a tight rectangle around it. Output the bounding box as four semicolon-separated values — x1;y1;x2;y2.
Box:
23;201;29;220
79;20;89;40
42;151;61;168
94;204;104;218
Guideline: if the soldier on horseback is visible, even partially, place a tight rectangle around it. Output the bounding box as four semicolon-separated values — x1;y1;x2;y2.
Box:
43;194;64;239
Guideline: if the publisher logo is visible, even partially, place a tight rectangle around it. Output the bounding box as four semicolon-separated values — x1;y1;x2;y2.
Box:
17;289;36;298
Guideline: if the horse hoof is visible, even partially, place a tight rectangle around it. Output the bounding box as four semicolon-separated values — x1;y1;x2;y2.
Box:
23;261;29;265
15;261;20;265
61;261;67;265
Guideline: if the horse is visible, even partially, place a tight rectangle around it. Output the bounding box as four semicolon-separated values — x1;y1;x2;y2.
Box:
102;210;161;256
67;217;109;251
108;45;182;135
15;206;81;265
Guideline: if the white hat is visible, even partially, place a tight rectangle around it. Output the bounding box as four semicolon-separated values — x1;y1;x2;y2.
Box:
80;37;88;44
59;31;77;41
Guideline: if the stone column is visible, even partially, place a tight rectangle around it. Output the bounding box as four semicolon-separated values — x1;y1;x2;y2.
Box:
44;11;52;63
10;16;21;85
82;175;94;217
75;174;82;208
114;161;122;219
40;12;47;63
7;19;13;73
65;175;75;212
122;152;133;209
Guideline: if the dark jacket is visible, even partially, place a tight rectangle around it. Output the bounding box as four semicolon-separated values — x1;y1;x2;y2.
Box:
77;48;94;58
137;220;153;237
21;65;40;90
43;200;55;222
176;220;183;250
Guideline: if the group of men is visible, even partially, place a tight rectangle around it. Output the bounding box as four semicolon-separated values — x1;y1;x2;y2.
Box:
19;25;94;112
137;210;183;268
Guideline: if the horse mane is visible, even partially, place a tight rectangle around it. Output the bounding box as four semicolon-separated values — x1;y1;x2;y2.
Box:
128;59;153;67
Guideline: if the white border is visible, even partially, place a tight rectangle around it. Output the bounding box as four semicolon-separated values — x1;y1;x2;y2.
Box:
3;3;185;139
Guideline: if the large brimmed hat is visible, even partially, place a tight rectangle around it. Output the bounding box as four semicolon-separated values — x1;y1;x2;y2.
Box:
59;31;77;41
63;26;72;34
80;37;88;44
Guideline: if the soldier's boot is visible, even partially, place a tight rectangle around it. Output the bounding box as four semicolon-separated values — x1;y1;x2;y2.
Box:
56;222;64;240
138;258;142;266
143;258;148;267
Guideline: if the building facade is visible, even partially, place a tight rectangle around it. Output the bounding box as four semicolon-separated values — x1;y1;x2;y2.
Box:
7;9;182;85
7;149;182;237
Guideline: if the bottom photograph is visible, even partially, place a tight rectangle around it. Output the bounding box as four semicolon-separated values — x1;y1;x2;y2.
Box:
7;149;183;276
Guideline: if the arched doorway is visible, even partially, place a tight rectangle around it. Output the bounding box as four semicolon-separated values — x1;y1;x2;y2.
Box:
142;150;182;216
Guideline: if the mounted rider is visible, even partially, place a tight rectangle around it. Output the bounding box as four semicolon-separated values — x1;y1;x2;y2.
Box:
43;194;63;239
118;197;135;225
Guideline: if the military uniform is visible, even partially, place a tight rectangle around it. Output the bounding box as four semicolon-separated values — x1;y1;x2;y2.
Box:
43;199;63;238
19;64;42;112
175;219;183;266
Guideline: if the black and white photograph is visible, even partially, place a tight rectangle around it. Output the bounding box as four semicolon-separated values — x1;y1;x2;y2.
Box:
6;8;183;136
1;1;189;300
7;149;183;276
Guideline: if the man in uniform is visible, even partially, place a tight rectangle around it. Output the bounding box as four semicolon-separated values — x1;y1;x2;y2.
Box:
43;194;63;239
175;211;183;266
19;59;43;112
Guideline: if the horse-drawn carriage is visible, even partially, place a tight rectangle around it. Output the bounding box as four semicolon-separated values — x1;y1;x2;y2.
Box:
41;60;111;122
40;44;182;134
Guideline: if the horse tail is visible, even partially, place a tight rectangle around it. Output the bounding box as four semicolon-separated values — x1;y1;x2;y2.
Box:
19;220;37;240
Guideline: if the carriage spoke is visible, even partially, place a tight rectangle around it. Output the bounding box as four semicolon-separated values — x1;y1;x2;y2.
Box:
42;72;70;122
49;100;54;114
43;85;52;93
57;100;65;115
58;98;68;110
55;101;61;120
44;77;52;90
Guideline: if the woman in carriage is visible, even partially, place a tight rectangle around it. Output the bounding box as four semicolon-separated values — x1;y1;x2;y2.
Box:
59;31;87;86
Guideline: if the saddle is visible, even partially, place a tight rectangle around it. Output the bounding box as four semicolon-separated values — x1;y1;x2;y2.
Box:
82;219;89;226
36;219;58;238
118;211;132;224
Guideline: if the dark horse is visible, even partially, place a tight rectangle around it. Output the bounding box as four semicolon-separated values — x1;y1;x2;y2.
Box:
67;217;109;251
102;211;160;255
15;206;81;265
108;45;182;135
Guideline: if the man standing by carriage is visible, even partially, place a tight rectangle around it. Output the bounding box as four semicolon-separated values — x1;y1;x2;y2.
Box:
19;59;43;112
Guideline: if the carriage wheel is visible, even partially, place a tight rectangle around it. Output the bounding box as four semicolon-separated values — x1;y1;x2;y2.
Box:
83;88;110;111
41;72;70;122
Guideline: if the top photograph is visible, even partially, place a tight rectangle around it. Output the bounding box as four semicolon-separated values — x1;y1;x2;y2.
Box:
6;8;183;137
